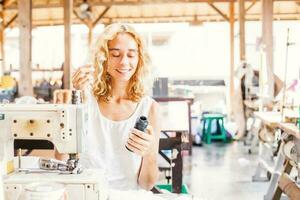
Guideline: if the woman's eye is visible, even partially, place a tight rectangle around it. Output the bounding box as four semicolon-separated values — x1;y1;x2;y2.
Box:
111;53;120;57
128;53;136;58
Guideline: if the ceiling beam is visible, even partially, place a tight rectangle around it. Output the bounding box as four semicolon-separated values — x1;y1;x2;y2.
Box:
3;0;16;9
207;2;229;21
72;6;111;28
3;0;300;10
29;12;300;27
245;0;257;13
92;6;111;27
4;12;17;28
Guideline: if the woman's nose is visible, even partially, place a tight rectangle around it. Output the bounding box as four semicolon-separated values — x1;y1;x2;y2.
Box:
119;55;129;66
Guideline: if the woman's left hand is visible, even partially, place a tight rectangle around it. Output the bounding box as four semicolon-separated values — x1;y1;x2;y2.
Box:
126;125;155;157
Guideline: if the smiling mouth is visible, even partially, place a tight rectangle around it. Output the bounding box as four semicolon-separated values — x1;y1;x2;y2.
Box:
116;69;131;74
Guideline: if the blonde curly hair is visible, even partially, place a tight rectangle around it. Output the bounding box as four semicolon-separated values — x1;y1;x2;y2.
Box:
92;23;152;102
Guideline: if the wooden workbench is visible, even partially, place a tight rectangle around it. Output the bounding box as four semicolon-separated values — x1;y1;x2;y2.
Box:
253;111;282;128
277;123;300;138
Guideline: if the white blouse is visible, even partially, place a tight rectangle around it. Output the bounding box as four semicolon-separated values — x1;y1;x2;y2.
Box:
80;92;154;190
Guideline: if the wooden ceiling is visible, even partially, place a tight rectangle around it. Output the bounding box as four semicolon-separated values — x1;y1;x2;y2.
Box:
1;0;300;28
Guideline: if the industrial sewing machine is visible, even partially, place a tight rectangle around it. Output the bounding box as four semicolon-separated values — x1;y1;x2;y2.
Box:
0;103;108;200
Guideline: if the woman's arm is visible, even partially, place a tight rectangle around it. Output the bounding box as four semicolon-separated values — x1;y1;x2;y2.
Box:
137;101;161;190
125;100;161;190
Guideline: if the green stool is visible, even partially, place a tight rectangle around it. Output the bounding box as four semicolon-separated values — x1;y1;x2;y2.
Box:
202;113;227;144
156;184;189;194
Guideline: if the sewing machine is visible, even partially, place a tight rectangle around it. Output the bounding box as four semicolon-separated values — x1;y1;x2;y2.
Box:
0;103;108;200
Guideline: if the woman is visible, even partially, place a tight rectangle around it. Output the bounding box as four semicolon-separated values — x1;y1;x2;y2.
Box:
72;23;161;191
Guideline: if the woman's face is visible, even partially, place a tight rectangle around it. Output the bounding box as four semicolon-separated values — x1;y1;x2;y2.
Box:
107;33;139;83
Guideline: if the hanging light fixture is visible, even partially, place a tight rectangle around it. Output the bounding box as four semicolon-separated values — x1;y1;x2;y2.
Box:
79;0;92;19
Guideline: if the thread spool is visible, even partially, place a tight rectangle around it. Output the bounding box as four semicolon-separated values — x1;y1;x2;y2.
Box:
126;116;148;152
134;116;148;132
71;90;82;104
283;141;297;162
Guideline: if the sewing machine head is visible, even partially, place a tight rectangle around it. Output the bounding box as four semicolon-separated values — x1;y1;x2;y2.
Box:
0;103;88;175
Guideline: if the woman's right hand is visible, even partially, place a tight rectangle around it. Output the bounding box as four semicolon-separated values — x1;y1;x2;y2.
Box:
72;65;94;90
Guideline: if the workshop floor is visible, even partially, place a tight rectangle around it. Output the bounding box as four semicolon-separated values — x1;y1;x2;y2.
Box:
17;138;271;200
181;141;269;200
